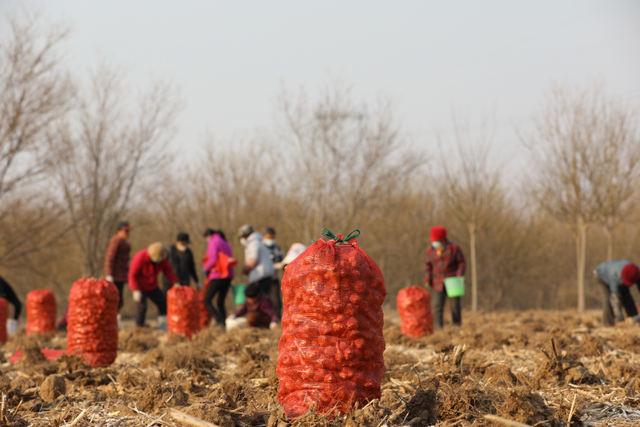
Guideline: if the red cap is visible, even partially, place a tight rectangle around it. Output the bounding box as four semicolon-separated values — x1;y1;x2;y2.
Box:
621;263;640;286
430;226;447;242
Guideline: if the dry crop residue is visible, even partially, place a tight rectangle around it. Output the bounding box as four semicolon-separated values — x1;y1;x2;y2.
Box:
1;310;639;426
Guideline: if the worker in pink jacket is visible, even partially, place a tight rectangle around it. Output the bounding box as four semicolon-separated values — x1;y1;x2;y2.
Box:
202;229;235;326
129;242;180;330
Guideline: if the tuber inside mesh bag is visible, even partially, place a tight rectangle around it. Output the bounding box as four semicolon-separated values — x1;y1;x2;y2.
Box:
0;298;7;344
199;281;212;331
276;229;386;418
26;289;57;335
397;285;434;338
66;277;119;367
167;285;201;339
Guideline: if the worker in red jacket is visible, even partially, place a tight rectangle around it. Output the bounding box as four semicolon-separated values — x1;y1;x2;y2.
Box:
425;225;466;328
129;242;180;330
104;220;131;314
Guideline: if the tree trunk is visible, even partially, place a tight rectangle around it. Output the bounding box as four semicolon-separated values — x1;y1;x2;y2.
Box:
576;222;589;313
469;223;478;312
605;227;614;261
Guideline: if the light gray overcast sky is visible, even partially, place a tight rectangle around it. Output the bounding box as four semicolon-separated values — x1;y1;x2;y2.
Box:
2;0;640;169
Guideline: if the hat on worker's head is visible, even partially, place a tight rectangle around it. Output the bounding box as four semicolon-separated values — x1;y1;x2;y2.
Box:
176;232;190;244
621;263;640;286
118;221;131;231
429;226;447;242
147;242;166;262
238;224;253;238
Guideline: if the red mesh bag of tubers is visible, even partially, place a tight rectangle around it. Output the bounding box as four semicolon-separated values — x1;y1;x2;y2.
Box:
66;277;119;367
167;285;200;339
397;286;434;338
199;281;212;331
26;289;57;335
277;229;386;418
0;298;7;344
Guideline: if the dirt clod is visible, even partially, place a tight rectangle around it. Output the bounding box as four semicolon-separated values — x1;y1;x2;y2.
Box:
39;374;66;402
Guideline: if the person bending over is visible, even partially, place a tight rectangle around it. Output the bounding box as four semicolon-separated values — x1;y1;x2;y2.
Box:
594;260;639;326
128;242;180;331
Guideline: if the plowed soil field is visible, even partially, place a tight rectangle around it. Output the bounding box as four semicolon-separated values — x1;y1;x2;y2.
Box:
1;309;639;427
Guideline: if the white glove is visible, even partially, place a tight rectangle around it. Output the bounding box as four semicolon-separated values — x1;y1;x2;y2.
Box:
7;319;18;334
105;275;114;282
195;281;203;290
269;322;278;330
133;290;142;303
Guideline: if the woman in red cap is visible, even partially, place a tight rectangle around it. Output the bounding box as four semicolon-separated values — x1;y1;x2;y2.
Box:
424;225;466;327
594;260;640;326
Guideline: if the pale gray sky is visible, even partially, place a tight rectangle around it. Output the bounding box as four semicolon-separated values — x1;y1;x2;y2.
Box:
2;0;640;168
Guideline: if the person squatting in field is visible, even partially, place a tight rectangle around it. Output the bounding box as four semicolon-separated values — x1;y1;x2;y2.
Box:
0;276;22;334
202;228;235;327
238;224;276;300
594;260;640;326
104;220;131;314
229;282;279;329
162;232;201;292
128;242;181;331
425;225;466;328
263;227;283;318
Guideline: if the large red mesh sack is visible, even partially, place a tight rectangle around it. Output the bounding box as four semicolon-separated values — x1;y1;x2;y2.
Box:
199;281;212;331
66;278;119;367
397;286;434;338
277;229;386;418
26;289;57;335
0;298;7;344
168;285;200;339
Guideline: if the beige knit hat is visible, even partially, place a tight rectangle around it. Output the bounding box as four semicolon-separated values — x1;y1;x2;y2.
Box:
147;242;166;262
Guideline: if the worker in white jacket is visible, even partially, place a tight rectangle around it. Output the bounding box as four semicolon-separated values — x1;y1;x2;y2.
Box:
238;225;275;297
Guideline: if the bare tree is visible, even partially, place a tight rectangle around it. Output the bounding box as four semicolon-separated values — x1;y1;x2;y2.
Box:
50;63;181;276
0;11;74;201
522;85;604;312
275;79;424;242
437;116;502;312
588;98;640;260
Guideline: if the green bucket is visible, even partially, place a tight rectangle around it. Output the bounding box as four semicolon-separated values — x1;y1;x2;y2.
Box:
232;284;248;305
444;276;465;298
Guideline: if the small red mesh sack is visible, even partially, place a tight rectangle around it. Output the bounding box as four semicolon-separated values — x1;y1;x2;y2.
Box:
0;298;8;344
26;289;57;335
199;281;212;330
66;278;119;367
277;229;387;418
397;286;434;338
168;286;200;339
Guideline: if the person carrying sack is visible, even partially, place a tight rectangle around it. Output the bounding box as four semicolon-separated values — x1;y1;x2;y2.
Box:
424;225;466;328
202;229;236;326
128;242;181;330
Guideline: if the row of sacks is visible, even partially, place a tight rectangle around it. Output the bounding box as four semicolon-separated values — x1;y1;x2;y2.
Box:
0;278;210;367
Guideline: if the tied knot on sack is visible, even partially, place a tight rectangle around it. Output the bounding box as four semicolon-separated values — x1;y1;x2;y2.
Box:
314;228;361;245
